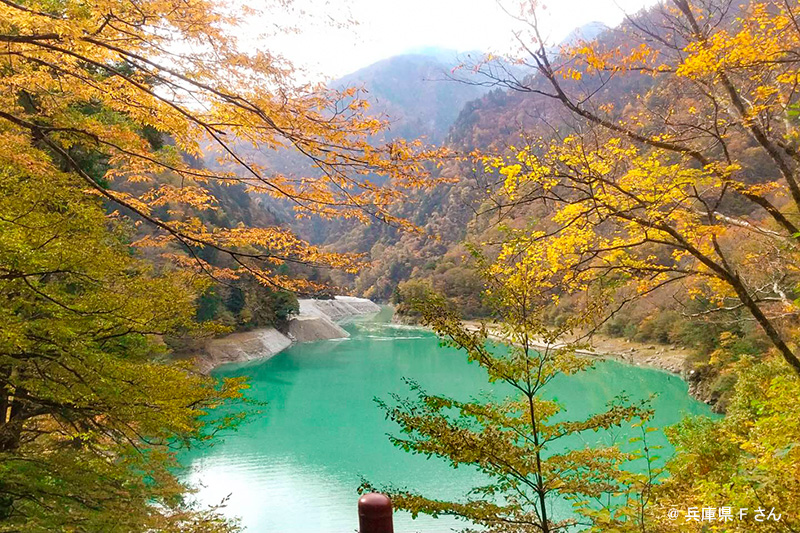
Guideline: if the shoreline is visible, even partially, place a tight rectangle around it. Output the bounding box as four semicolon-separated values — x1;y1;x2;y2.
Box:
455;320;690;375
417;317;710;405
192;302;710;406
192;296;382;373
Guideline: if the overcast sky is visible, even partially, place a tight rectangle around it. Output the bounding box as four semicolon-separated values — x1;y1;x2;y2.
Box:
260;0;660;80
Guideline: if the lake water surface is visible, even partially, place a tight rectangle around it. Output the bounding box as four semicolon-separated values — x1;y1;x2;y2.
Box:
181;310;713;532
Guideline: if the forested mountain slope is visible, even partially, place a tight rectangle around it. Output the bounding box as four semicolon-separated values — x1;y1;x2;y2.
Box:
348;6;783;309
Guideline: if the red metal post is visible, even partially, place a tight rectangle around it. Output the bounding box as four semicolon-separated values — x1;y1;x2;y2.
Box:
358;492;394;533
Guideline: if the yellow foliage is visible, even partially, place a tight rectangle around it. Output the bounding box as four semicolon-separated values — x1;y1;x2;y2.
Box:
0;0;449;290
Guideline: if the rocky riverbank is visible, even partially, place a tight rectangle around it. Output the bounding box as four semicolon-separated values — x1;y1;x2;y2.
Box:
418;319;690;374
455;320;715;407
193;296;381;373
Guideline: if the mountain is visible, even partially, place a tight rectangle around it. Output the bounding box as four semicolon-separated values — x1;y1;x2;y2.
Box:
201;50;498;239
324;22;606;146
320;19;692;303
332;52;486;143
557;21;608;47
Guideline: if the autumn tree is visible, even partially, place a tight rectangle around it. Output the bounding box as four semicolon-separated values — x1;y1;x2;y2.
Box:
468;0;800;376
0;159;250;531
1;0;446;530
367;257;655;532
654;356;800;532
0;0;447;291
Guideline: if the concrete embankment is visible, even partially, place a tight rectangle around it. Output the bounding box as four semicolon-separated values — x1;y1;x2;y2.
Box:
193;296;380;373
297;296;383;321
196;328;293;373
285;314;348;343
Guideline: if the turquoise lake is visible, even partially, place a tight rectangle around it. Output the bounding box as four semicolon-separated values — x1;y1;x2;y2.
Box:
180;311;713;532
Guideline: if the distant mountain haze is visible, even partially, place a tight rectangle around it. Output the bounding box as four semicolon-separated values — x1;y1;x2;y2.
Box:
326;20;607;145
332;52;485;144
202;49;493;178
557;21;609;47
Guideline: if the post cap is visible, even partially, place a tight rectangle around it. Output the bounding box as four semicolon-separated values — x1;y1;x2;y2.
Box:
358;492;393;518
